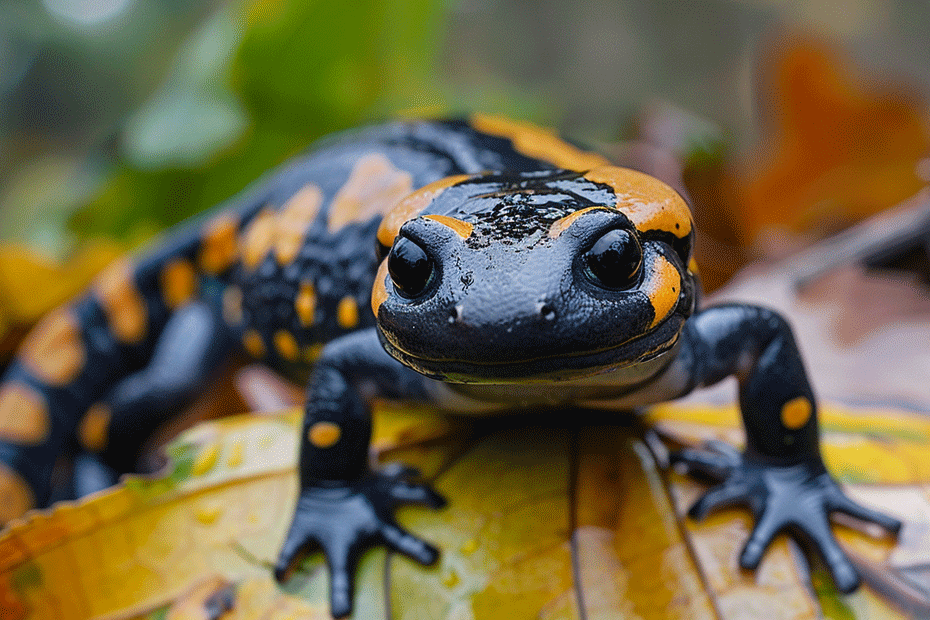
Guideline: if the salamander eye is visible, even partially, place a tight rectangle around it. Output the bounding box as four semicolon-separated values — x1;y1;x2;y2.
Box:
388;237;434;298
583;229;642;290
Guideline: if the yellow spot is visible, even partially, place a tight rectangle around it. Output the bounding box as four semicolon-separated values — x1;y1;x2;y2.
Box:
275;184;323;265
377;174;473;249
471;114;609;171
371;260;391;317
20;308;85;386
0;463;35;524
294;281;316;326
199;213;239;275
227;440;244;468
240;207;277;270
160;259;198;309
584;167;692;238
94;260;148;344
781;397;813;430
222;286;243;326
642;255;682;328
337;296;359;329
78;403;111;453
274;330;299;361
548;206;604;238
0;382;49;445
303;343;324;362
424;214;474;239
328;153;414;231
243;329;266;358
688;257;700;274
460;538;479;555
443;570;460;588
192;442;220;476
196;506;222;525
309;422;341;448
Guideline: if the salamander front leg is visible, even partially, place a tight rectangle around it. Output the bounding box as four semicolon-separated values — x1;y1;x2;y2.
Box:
671;304;901;591
274;329;445;619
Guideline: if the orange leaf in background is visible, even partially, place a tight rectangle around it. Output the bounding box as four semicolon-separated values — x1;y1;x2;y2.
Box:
733;37;929;246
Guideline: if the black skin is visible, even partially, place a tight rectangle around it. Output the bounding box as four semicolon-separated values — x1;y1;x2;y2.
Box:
0;120;901;618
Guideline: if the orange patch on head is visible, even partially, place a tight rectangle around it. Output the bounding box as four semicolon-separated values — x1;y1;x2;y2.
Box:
337;296;359;329
781;397;813;430
641;255;682;328
160;259;198;309
222;286;244;326
328;153;414;232
79;403;111;453
20;308;85;386
371;260;390;317
274;330;299;361
95;260;148;344
424;215;474;239
0;382;49;445
295;281;317;327
275;184;323;265
377;174;473;249
471;114;610;171
240;207;277;270
308;422;341;448
199;214;239;275
584;167;692;238
0;463;35;524
243;329;266;358
548;207;604;238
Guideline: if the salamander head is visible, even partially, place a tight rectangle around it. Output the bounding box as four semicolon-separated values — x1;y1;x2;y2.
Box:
372;167;696;383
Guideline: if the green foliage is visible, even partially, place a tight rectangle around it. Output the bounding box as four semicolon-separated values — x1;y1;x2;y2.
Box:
70;0;452;243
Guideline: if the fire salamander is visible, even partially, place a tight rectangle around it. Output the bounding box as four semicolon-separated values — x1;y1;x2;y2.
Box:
0;116;901;617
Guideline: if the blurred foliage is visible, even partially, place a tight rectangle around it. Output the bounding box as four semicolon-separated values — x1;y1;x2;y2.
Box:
69;0;454;245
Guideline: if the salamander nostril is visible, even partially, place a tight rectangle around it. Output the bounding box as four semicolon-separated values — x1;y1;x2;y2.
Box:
448;304;464;324
537;302;557;322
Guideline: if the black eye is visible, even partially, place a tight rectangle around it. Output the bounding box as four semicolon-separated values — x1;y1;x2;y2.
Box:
388;237;434;298
583;229;642;290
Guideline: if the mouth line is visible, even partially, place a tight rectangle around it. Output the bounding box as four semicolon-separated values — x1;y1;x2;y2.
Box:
378;317;684;381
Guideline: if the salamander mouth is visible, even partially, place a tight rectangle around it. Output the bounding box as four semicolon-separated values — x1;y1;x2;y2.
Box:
378;314;685;383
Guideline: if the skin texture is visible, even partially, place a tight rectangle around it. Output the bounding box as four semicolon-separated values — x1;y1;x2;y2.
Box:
0;117;901;618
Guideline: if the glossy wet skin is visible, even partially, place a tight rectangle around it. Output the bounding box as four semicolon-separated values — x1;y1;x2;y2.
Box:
373;168;696;382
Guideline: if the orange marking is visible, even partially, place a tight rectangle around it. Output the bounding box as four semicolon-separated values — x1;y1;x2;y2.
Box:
160;259;198;309
243;329;266;358
642;255;682;328
79;403;111;453
781;397;813;430
548;207;604;238
274;330;299;361
222;286;244;325
0;463;35;524
240;207;276;270
424;215;474;239
0;382;49;445
95;260;148;344
337;296;360;329
295;281;316;326
688;257;700;275
328;153;414;232
275;184;323;265
198;213;239;275
584;167;692;238
371;260;390;317
308;422;341;448
20;308;85;386
471;114;610;171
377;174;472;249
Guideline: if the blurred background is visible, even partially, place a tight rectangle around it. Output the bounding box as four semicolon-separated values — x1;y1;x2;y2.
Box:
0;0;928;346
